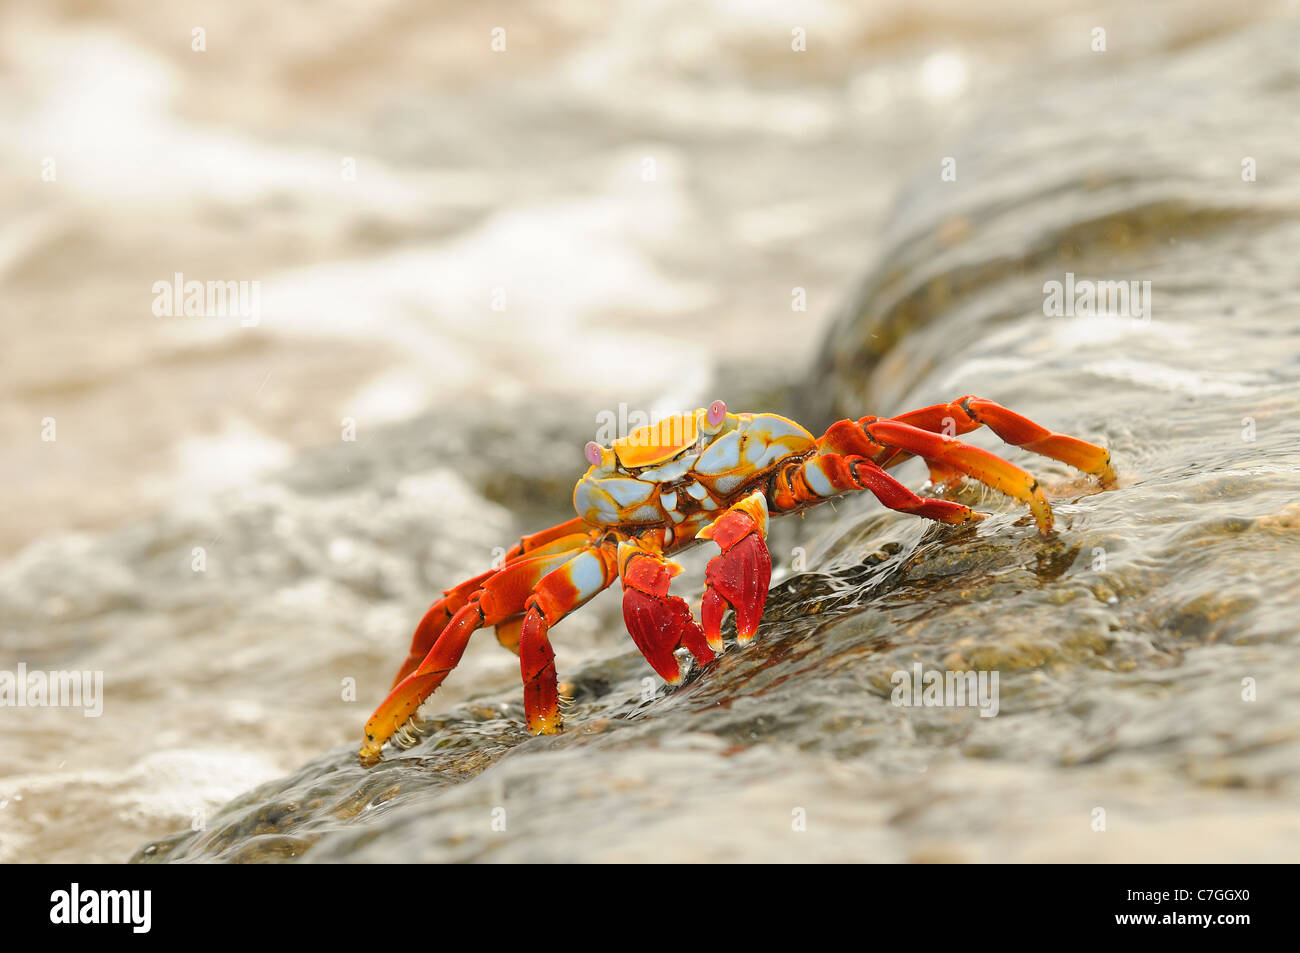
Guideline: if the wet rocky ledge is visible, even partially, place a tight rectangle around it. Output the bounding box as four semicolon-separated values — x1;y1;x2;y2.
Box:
134;22;1300;863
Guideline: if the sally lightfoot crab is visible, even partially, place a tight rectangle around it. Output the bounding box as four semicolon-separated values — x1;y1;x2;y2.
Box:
360;396;1115;765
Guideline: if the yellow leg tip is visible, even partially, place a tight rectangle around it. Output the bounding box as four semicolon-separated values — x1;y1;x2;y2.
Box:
527;714;564;735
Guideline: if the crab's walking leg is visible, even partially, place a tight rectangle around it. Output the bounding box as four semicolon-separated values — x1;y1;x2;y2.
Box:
619;539;717;684
361;547;584;765
494;616;524;655
772;448;982;525
876;396;1116;485
388;569;491;689
518;545;619;735
864;420;1056;534
697;490;773;648
389;519;591;686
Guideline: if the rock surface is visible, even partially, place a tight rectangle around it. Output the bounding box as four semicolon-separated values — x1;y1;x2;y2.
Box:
132;20;1300;863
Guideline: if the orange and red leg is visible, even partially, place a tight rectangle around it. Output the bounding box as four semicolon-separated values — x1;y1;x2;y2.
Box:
361;538;616;764
884;395;1116;485
770;447;981;527
517;546;619;735
388;519;592;687
814;396;1114;535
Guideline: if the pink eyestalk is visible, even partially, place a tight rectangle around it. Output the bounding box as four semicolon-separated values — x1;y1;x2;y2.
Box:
707;400;726;427
584;441;603;466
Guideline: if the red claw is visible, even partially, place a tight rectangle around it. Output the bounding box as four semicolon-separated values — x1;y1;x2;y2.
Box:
700;509;772;647
621;550;714;684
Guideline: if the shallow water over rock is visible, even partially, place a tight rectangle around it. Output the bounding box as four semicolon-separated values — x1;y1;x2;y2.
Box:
129;20;1300;863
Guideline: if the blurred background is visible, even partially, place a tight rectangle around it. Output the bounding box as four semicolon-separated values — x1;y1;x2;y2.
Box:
3;1;1299;863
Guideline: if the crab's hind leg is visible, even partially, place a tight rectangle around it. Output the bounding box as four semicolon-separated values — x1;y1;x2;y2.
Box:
878;396;1116;486
773;445;982;529
518;544;619;735
389;569;491;689
619;536;718;683
818;414;1055;533
361;546;584;765
864;419;1057;534
389;519;592;686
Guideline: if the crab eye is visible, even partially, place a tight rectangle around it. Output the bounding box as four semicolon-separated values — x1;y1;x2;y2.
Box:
707;400;726;427
584;441;603;466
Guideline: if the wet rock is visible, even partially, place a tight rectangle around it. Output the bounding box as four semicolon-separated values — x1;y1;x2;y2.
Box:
132;21;1300;862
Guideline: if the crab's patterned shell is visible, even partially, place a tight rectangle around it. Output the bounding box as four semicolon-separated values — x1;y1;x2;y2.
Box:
574;409;815;529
